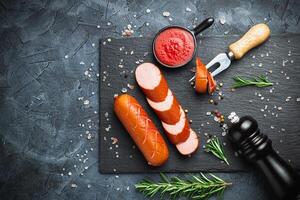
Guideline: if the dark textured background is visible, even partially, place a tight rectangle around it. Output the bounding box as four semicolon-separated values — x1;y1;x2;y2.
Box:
0;0;299;199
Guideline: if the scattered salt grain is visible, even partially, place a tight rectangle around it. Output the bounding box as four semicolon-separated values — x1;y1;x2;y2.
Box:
71;183;78;188
107;22;111;26
68;172;72;176
64;55;69;59
87;133;92;140
277;107;282;111
162;11;170;17
186;7;192;12
219;16;226;25
146;9;151;13
121;88;128;93
282;60;288;66
83;100;90;105
97;25;100;28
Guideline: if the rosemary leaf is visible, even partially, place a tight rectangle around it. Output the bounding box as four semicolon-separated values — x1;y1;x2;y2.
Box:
135;173;232;200
205;136;229;165
232;75;273;88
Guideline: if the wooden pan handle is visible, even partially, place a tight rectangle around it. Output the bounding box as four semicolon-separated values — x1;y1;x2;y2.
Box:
229;23;270;60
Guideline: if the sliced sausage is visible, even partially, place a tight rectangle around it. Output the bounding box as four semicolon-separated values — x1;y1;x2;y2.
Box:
135;63;168;102
114;94;169;166
146;89;181;124
176;129;199;155
161;107;190;144
195;57;208;93
194;57;216;94
207;72;217;94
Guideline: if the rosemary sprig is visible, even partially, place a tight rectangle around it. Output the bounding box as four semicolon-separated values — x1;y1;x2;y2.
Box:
135;173;232;200
205;136;229;165
232;75;273;88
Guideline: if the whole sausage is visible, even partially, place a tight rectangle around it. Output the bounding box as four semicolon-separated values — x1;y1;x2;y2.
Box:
114;94;169;166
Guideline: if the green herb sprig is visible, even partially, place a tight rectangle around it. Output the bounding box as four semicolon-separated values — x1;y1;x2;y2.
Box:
232;75;273;88
135;173;232;200
205;136;229;165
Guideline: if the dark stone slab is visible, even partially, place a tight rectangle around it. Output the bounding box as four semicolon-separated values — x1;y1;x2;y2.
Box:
100;35;300;173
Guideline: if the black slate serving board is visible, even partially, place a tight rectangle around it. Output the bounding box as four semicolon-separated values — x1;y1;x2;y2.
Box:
100;35;300;173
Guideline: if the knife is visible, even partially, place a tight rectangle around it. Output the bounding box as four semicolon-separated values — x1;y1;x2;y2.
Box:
190;23;270;80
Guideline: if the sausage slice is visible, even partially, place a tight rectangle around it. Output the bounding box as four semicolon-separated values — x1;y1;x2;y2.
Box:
146;89;181;124
135;63;168;102
161;107;190;144
176;129;199;155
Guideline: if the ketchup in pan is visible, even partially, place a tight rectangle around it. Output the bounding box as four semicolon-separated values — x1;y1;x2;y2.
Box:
153;17;214;68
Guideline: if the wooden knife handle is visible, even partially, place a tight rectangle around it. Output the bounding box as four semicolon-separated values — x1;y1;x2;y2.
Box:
229;23;270;60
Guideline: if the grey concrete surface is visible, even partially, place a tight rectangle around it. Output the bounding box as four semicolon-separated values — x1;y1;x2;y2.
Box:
0;0;299;199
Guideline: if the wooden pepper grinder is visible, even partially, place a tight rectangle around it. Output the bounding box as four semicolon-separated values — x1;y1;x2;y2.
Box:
228;116;300;200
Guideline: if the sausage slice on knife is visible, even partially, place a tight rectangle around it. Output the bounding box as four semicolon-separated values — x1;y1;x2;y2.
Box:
114;94;169;166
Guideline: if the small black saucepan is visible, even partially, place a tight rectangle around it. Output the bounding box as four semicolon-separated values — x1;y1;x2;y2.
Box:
153;17;214;68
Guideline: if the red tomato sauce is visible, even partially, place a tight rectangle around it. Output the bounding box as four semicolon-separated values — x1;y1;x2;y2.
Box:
154;27;195;67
